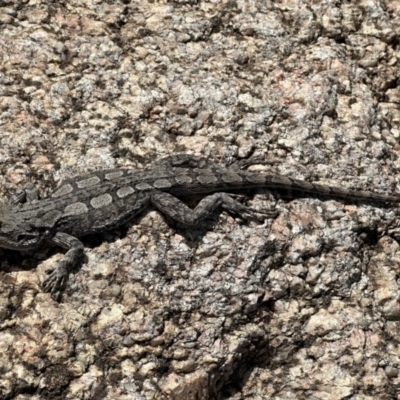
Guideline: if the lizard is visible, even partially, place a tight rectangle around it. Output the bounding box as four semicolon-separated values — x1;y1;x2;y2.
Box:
1;153;400;295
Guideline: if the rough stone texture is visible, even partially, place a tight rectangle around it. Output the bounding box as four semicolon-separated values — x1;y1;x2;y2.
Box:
1;0;400;399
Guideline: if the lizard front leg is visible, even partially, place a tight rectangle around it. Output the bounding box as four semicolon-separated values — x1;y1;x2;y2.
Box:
151;192;277;225
148;154;218;170
42;232;84;294
9;183;39;206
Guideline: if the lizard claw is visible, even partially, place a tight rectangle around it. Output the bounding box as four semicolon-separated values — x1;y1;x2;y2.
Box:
42;267;68;294
240;209;278;222
221;195;278;222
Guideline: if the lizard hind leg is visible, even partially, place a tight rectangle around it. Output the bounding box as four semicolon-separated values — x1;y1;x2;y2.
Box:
150;191;277;225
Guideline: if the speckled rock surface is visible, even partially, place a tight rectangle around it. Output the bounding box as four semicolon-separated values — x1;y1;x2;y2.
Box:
1;0;400;399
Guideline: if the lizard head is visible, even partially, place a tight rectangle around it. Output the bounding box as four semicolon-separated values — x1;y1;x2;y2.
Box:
0;202;42;250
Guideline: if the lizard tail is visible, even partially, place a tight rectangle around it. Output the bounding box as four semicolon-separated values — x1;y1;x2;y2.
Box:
243;173;400;203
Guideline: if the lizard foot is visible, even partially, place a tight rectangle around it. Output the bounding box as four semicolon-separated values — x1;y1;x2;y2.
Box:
42;264;69;295
221;195;279;222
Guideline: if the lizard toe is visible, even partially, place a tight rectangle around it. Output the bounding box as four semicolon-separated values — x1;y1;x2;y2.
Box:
42;269;66;293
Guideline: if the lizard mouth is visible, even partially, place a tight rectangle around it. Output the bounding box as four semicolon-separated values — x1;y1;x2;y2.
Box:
0;234;41;250
16;234;40;248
